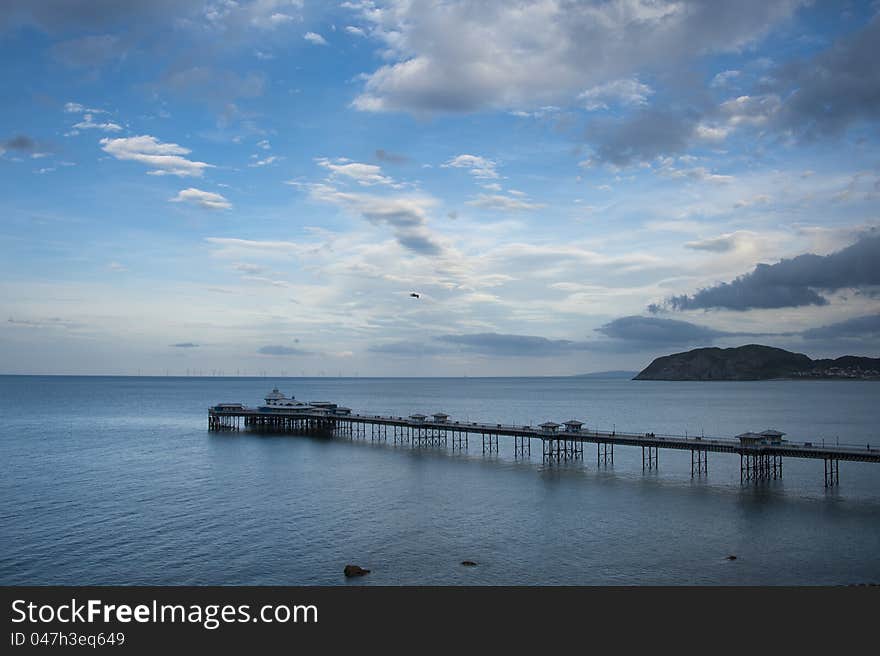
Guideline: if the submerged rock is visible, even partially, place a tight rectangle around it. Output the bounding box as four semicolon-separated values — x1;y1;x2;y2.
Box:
343;564;371;577
461;560;478;567
726;555;737;561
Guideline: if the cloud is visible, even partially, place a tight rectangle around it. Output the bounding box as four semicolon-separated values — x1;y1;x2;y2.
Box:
466;194;543;212
771;15;880;139
579;78;653;110
72;113;122;132
205;237;305;259
194;0;305;31
170;342;199;348
248;155;281;167
51;34;125;68
100;135;213;177
349;0;802;114
710;69;741;87
170;188;232;210
801;314;880;340
306;183;444;256
373;316;755;359
162;67;266;108
654;157;734;184
375;148;409;164
7;317;83;331
0;1;203;33
258;345;310;356
232;263;267;274
718;93;781;128
684;231;755;253
435;333;591;357
662;233;880;311
596;315;728;346
345;25;366;37
1;134;38;155
304;31;327;45
369;341;451;356
317;158;397;186
442;154;498;179
583;107;702;167
64;102;107;114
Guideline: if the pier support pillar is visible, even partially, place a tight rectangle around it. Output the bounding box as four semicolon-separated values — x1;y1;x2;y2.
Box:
451;430;467;451
542;437;582;463
690;449;707;477
824;458;839;487
740;452;781;483
598;441;613;466
642;445;657;471
482;433;499;454
514;435;531;458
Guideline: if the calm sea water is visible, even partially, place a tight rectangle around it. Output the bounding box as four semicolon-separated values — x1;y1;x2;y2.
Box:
1;375;879;585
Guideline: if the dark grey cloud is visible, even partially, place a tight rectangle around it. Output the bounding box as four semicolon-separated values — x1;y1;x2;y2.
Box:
309;185;445;257
375;149;410;165
170;342;199;348
660;233;880;311
584;107;702;167
582;16;880;165
258;345;311;356
2;134;37;153
394;230;442;256
369;341;450;356
801;314;880;340
596;315;728;346
0;1;201;33
435;333;592;357
772;15;880;139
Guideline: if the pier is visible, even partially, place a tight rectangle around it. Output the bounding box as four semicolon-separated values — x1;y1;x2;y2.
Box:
208;390;880;488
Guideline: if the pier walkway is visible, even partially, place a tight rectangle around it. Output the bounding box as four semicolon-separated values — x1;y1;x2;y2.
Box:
208;395;880;488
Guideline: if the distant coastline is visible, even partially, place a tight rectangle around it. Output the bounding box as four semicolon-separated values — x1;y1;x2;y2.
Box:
634;345;880;381
571;370;638;379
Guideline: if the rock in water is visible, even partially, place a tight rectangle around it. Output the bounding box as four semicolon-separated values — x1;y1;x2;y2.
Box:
726;555;737;561
344;564;371;577
461;560;478;567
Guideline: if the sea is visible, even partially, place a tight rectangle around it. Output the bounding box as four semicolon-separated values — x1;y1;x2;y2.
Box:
1;375;879;586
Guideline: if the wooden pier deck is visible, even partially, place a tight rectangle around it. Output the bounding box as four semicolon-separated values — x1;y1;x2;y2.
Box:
208;403;880;488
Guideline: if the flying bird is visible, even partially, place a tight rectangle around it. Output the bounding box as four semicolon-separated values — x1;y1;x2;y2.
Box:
409;292;420;299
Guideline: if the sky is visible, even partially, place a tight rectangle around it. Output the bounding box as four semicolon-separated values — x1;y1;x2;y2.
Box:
1;0;879;376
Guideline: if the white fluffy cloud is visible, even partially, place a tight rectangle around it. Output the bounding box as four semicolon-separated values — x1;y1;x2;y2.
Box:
349;0;805;113
579;78;654;110
170;188;232;210
442;154;499;179
100;135;214;177
72;113;122;132
249;155;281;167
304;31;327;45
317;158;397;186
